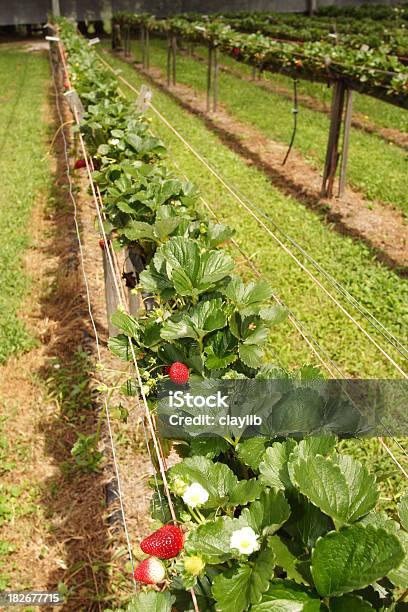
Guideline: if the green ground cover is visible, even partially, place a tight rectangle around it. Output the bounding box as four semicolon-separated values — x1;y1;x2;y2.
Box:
0;47;51;363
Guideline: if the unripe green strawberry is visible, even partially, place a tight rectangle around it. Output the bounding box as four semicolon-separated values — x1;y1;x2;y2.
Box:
184;555;205;576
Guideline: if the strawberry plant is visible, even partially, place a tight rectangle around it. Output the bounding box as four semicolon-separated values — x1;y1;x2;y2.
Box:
58;20;408;611
113;12;408;104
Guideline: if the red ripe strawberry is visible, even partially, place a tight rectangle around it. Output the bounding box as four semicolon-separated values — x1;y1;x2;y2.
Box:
74;158;86;170
140;525;184;559
169;362;189;385
232;47;240;57
63;80;70;90
133;557;166;584
99;239;106;249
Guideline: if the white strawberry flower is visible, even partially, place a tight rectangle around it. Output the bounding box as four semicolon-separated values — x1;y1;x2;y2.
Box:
182;482;209;508
110;138;120;145
230;527;259;555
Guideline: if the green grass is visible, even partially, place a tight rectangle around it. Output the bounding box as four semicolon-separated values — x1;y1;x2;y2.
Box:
101;48;408;380
131;38;408;213
0;47;51;363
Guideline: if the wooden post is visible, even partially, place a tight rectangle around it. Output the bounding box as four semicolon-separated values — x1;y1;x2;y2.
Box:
171;34;177;86
338;88;353;197
307;0;317;16
207;44;213;112
213;46;219;112
166;33;171;86
145;27;150;70
321;80;346;198
141;25;145;67
102;247;120;337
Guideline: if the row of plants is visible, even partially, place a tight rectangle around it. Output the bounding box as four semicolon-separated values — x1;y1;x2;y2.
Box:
112;13;408;105
58;19;408;611
173;11;408;56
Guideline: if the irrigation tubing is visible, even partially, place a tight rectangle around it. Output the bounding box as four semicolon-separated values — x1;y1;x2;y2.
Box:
282;78;298;166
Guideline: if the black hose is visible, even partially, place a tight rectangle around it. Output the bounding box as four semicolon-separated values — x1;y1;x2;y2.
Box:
282;78;299;166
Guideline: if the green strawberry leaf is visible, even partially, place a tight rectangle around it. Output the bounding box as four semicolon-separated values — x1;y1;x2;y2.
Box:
169;455;237;508
212;549;275;612
238;342;264;368
110;310;139;338
139;261;174;295
251;580;320;611
329;595;374;611
236;438;268;471
311;524;404;597
126;591;175;612
227;478;263;507
268;535;310;585
224;277;273;316
119;220;154;241
189;437;230;458
204;329;238;370
388;530;408;588
107;334;132;361
204;222;234;248
285;496;333;549
185;516;247;563
398;491;408;531
259;440;297;490
291;453;378;525
259;304;288;325
242;488;291;536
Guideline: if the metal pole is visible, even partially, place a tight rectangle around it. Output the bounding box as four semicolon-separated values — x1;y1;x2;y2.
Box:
145;27;150;70
52;0;60;17
207;44;213;112
166;33;171;86
172;34;177;86
141;25;145;67
338;88;353;197
213;46;219;112
321;80;346;198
